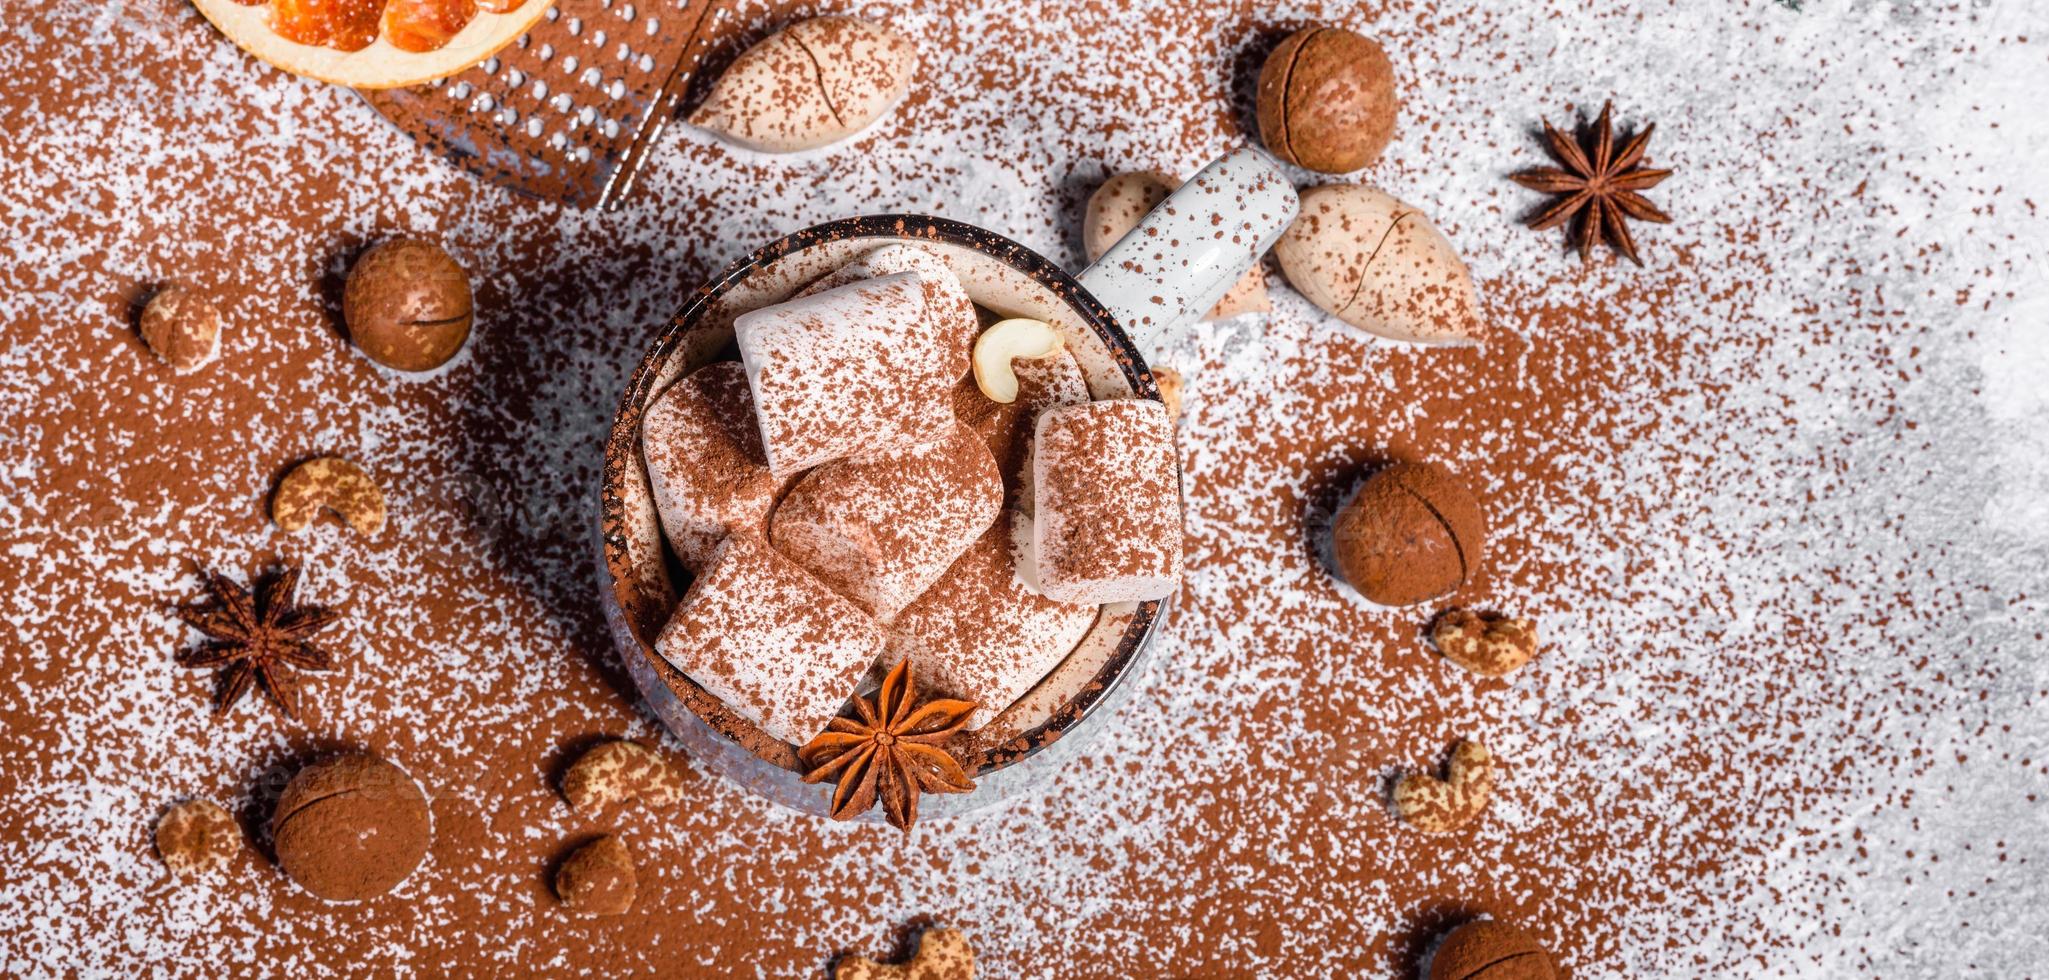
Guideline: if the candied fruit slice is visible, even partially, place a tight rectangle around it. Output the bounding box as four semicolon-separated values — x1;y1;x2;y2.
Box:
271;0;383;52
478;0;523;11
382;0;479;53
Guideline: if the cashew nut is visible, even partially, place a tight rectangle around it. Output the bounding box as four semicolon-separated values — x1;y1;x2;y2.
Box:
971;318;1064;404
271;457;386;535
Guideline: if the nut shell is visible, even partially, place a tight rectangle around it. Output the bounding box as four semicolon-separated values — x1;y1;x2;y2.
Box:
1275;184;1484;345
1430;920;1557;980
555;835;636;915
1257;27;1398;174
271;753;431;903
688;16;917;152
139;284;223;374
343;239;473;372
1331;462;1485;606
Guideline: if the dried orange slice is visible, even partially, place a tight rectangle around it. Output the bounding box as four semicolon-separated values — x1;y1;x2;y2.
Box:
192;0;555;89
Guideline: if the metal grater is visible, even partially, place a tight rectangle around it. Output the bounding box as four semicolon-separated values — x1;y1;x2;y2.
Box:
363;0;721;210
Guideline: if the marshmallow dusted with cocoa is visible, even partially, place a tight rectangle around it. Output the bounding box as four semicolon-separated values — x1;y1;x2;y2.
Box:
1031;399;1184;604
641;362;785;572
888;518;1099;729
957;349;1091;512
655;533;883;745
734;272;955;476
798;244;978;377
771;421;1003;621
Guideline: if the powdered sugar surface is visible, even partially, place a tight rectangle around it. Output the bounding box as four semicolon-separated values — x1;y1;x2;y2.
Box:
0;0;2044;976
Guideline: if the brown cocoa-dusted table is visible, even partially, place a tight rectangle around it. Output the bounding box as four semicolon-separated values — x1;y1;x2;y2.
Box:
2;1;2044;976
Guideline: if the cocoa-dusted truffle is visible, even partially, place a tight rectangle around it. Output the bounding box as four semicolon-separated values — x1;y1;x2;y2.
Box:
1430;919;1556;980
1331;461;1485;606
343;239;473;372
555;835;637;916
1256;27;1398;174
271;753;431;902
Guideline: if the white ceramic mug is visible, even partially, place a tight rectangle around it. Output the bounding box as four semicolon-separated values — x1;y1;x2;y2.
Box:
598;147;1298;821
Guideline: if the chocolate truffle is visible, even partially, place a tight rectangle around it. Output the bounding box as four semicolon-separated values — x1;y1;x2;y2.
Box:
1331;461;1485;606
343;239;473;372
555;835;637;916
1256;27;1398;174
1430;919;1557;980
271;753;431;902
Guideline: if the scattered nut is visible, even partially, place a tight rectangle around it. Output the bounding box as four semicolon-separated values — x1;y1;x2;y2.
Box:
343;239;473;373
836;927;976;980
1152;366;1184;424
1257;27;1399;174
272;753;432;902
1430;919;1557;980
1331;461;1486;607
555;835;637;916
560;740;685;815
1084;171;1271;321
271;456;386;535
155;799;239;878
689;16;917;152
1274;183;1484;345
1432;609;1537;677
1395;738;1495;834
138;284;223;374
971;318;1065;404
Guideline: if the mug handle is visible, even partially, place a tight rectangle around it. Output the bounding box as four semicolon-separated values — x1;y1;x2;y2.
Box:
1076;146;1301;350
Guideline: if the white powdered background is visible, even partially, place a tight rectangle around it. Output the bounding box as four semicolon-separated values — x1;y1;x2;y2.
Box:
1;0;2045;976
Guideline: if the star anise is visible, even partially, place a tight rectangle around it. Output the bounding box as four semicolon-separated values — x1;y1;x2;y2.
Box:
798;660;977;831
1511;101;1673;265
174;564;342;721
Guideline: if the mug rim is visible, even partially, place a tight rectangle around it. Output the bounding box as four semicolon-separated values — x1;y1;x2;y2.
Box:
598;213;1170;778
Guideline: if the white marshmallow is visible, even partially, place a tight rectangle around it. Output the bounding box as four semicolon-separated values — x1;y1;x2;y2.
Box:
734;272;955;476
1032;399;1184;604
771;421;1003;622
641;361;784;572
654;533;884;745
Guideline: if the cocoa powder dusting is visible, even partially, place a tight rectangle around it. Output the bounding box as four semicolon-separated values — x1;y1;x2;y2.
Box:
0;0;2044;976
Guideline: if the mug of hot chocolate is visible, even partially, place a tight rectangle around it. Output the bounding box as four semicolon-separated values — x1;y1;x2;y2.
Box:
599;148;1298;825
